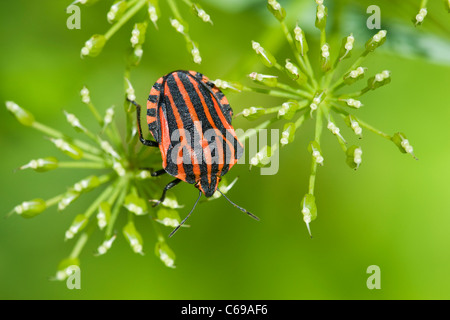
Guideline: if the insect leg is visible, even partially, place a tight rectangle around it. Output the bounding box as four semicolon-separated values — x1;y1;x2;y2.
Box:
128;99;159;147
153;178;182;207
151;168;166;177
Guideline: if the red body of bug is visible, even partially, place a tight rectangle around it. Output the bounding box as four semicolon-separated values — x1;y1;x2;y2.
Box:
132;70;257;236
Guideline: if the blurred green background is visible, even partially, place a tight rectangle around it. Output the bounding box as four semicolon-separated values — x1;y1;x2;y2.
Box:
1;0;449;299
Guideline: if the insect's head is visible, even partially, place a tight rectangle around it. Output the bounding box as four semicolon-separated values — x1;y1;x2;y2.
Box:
195;175;220;198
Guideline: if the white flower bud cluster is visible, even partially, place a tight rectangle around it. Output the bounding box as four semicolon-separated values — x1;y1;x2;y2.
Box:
51;139;79;156
80;86;90;104
130;26;140;47
401;138;414;155
14;201;33;215
104;106;114;127
148;5;158;24
97;210;107;230
353;147;363;168
294;25;303;42
213;79;239;91
170;18;184;34
191;46;202;64
350;119;362;135
113;160;126;177
81;38;95;57
107;2;121;23
310;92;323;113
321;43;330;58
249;72;276;82
100;140;121;159
130;238;143;254
344;98;363;109
348;67;365;79
278;102;291;118
242;106;263;118
21;158;49;170
73;178;91;193
197;8;212;24
268;0;281;11
372;30;387;43
415;8;427;23
97;236;116;255
125;202;145;216
317;4;326;21
345;34;355;51
312;149;324;166
285;60;299;77
58;192;78;211
374;70;390;83
159;249;175;268
125;78;135;101
327;121;346;143
64;111;86;132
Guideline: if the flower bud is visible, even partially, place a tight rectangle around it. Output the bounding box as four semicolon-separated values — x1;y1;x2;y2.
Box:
251;41;277;67
156;208;181;228
80;86;90;104
248;72;278;87
11;198;46;218
113;160;126;177
344;66;366;85
96;202;111;230
103;106;115;128
5;101;35;126
124;193;148;216
64;111;87;133
148;3;159;28
193;4;213;24
50;138;83;160
339;34;354;61
155;241;176;268
81;34;106;58
308;141;324;166
285;60;307;85
413;8;427;26
301;194;317;237
320;43;331;72
367;70;391;90
310;91;325;114
241;107;266;120
280;122;296;146
190;43;202;64
327;121;346;143
19;157;58;172
130;21;148;48
107;1;127;24
170;18;186;34
100;139;121;159
267;0;286;21
365;30;387;52
123;220;144;255
392;132;417;159
315;4;327;30
65;214;88;240
135;169;152;180
212;79;242;92
278;101;298;120
345;115;363;137
340;98;363;109
346;145;363;170
249;145;277;168
58;190;80;211
294;24;308;56
73;175;100;193
54;257;80;281
96;235;116;256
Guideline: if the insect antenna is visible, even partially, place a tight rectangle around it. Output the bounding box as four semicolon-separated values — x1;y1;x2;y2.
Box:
169;190;203;237
217;190;260;221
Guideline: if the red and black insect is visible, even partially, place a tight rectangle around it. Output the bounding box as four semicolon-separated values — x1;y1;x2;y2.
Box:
129;70;258;236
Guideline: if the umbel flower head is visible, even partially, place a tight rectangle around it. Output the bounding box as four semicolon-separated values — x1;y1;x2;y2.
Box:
227;0;417;236
78;0;214;65
5;83;238;277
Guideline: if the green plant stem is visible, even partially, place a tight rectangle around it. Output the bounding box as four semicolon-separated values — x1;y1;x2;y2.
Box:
308;108;323;195
45;194;65;208
86;102;104;126
105;178;129;238
69;232;89;259
241;86;303;100
104;0;147;41
58;161;108;169
329;53;368;92
167;0;183;21
275;82;313;99
237;118;276;142
84;183;115;219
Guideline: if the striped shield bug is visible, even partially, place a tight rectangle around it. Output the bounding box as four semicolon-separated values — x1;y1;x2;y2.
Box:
129;70;258;236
